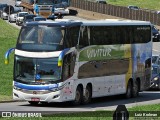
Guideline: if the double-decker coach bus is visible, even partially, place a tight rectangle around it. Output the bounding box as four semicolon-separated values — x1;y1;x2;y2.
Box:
5;19;152;105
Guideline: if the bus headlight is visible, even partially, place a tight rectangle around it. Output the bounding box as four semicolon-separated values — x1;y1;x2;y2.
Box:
154;77;158;81
14;86;22;90
50;88;59;92
49;86;63;92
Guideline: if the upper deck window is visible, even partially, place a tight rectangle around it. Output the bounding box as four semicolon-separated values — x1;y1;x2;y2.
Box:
17;25;65;52
17;24;81;52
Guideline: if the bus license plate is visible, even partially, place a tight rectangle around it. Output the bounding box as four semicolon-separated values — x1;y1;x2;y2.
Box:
31;98;40;101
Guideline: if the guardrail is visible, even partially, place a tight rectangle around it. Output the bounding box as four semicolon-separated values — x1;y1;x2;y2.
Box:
71;0;160;25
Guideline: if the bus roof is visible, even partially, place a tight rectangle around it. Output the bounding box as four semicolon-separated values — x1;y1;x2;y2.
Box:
24;20;82;27
81;19;152;26
24;19;151;27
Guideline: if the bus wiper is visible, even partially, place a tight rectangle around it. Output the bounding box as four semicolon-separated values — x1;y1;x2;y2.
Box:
16;74;26;78
48;80;58;84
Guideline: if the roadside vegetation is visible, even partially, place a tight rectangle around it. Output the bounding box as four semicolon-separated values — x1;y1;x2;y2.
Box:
108;0;160;10
0;19;19;101
90;0;160;11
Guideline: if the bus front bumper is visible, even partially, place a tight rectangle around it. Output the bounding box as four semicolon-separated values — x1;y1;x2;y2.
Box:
13;89;72;103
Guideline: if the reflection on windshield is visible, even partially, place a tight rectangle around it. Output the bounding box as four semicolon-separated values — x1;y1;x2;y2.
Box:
15;56;61;83
152;56;158;64
152;67;158;74
19;26;63;44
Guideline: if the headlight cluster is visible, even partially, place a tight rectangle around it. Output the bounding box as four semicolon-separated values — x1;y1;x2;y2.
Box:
49;85;64;92
14;86;22;90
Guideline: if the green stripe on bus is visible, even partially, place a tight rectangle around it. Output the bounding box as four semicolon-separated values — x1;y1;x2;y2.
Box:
79;45;126;61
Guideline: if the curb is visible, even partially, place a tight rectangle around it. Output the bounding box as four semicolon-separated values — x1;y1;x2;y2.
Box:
0;100;25;103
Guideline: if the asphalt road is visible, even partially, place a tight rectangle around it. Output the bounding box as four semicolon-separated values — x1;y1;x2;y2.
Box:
153;42;160;55
0;91;160;112
0;0;160;114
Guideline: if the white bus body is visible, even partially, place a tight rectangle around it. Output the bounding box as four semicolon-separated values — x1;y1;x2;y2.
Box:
6;20;152;105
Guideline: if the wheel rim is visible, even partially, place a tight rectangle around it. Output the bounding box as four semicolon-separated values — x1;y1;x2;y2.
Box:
84;89;89;101
135;83;138;95
127;87;131;96
75;91;80;102
127;83;131;97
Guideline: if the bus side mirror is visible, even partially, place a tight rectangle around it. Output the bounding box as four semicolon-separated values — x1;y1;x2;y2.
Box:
5;48;15;65
58;48;70;67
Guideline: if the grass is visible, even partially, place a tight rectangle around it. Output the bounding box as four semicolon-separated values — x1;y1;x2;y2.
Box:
0;95;12;101
107;0;160;10
128;103;160;111
0;104;159;119
89;0;160;11
0;19;19;100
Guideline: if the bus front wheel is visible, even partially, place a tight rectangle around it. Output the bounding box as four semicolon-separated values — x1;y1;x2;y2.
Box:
82;85;92;104
72;86;83;105
28;101;39;105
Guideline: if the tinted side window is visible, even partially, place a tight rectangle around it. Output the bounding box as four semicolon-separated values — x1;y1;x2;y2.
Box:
79;26;89;48
132;26;151;43
90;26;116;45
65;26;80;48
116;26;132;44
79;25;151;46
89;26;130;45
62;53;76;81
78;59;129;79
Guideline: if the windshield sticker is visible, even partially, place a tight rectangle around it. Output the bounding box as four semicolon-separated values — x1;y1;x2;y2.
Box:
35;74;41;80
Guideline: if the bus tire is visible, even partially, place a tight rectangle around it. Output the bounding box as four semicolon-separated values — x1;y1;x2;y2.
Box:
28;101;39;105
125;81;132;99
72;86;83;105
132;81;139;98
82;85;92;104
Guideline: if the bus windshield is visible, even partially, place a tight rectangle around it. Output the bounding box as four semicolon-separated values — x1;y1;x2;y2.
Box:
14;56;61;84
17;25;65;51
37;0;54;5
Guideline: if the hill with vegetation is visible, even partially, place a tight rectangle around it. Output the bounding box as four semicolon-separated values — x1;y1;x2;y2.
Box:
108;0;160;11
90;0;160;11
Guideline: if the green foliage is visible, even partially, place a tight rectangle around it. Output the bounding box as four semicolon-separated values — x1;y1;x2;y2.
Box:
107;0;160;10
128;104;160;111
0;104;160;120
